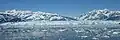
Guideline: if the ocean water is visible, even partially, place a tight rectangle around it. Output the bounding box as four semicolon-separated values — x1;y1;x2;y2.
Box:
0;25;120;40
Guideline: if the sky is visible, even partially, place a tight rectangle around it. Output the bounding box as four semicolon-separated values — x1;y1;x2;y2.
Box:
0;0;120;16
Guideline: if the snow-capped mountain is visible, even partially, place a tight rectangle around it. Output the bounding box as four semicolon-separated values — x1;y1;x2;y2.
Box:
1;9;120;23
0;9;77;23
79;9;120;21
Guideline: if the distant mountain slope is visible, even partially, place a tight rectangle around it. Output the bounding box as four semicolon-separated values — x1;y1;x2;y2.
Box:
79;9;120;21
0;9;77;23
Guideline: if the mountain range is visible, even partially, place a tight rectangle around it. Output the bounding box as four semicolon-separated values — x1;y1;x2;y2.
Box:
0;9;77;23
0;9;120;23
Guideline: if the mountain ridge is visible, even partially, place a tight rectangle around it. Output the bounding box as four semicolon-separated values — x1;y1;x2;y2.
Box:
1;9;120;23
0;9;78;23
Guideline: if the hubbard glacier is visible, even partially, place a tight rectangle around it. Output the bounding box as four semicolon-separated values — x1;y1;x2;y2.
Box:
0;9;120;40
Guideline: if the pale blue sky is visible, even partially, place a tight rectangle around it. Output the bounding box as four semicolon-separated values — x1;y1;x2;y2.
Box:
0;0;120;16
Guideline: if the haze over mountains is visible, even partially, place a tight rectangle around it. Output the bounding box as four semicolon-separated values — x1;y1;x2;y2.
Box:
0;9;120;23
